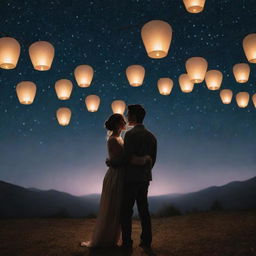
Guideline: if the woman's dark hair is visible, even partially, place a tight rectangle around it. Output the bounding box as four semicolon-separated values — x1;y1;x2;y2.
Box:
105;113;124;131
128;104;146;123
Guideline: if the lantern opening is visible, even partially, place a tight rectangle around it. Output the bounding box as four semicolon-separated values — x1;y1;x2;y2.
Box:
131;82;142;87
148;50;167;59
193;78;203;83
0;63;16;69
35;65;50;71
249;58;256;63
79;83;90;87
188;6;203;13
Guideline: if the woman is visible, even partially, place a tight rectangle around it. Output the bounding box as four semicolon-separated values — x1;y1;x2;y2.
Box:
80;113;151;248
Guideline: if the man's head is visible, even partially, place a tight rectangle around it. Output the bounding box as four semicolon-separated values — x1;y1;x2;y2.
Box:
127;104;146;126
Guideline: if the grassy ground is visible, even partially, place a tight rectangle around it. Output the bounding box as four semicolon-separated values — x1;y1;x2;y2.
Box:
0;211;256;256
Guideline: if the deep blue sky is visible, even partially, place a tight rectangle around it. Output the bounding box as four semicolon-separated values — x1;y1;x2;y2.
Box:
0;0;256;195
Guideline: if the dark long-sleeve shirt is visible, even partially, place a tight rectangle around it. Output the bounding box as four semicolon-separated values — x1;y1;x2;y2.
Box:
123;124;157;183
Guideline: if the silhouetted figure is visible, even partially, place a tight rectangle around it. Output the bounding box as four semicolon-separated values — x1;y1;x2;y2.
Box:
81;113;152;248
120;105;157;249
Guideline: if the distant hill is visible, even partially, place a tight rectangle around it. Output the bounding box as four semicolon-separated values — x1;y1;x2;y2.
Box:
149;176;256;213
0;176;256;218
0;180;98;218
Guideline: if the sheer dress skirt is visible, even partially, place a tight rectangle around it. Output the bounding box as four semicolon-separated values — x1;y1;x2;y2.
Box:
89;166;124;247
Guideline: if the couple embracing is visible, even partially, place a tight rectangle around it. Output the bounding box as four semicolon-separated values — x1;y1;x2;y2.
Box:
81;104;157;251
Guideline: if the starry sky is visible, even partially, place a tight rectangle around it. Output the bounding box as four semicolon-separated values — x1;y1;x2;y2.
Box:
0;0;256;196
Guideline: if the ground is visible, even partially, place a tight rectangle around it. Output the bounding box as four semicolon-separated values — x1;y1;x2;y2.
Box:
0;211;256;256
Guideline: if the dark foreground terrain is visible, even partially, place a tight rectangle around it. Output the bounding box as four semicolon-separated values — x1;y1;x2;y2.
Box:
0;211;256;256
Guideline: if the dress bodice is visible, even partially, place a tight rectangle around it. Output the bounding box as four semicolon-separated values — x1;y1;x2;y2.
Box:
107;136;124;160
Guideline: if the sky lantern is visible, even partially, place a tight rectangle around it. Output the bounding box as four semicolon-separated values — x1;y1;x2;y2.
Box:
56;107;71;126
185;57;208;83
183;0;206;13
85;95;100;112
111;100;126;114
141;20;172;59
74;65;94;87
126;65;145;87
16;81;37;105
205;70;223;90
233;63;250;83
157;78;173;95
243;34;256;63
220;89;233;104
178;74;194;93
0;37;20;69
55;79;73;100
236;92;249;108
29;41;54;71
252;94;256;108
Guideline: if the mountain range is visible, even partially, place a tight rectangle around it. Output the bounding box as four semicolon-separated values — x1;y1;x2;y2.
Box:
0;176;255;218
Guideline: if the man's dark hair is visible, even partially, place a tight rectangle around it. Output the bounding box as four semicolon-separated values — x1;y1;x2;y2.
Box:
128;104;146;123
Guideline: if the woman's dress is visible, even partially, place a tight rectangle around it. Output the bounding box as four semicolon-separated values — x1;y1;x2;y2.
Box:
83;136;124;247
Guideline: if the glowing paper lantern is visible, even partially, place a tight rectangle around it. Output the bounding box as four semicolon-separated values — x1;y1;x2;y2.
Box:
243;34;256;63
56;107;71;126
0;37;20;69
178;74;194;93
157;78;173;95
126;65;145;87
220;89;233;104
183;0;206;13
236;92;249;108
16;81;37;105
74;65;94;87
55;79;73;100
85;95;100;112
141;20;172;59
111;100;126;114
252;94;256;108
29;41;54;71
205;70;223;90
185;57;208;83
233;63;250;83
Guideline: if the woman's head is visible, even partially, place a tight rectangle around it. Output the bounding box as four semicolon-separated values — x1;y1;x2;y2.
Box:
105;113;126;133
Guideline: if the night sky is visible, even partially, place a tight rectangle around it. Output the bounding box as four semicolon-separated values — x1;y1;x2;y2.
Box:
1;0;256;196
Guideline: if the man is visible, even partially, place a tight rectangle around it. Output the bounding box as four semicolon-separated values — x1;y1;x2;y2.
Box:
120;104;157;250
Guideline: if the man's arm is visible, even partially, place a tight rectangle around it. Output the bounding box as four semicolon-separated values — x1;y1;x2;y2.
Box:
150;137;157;168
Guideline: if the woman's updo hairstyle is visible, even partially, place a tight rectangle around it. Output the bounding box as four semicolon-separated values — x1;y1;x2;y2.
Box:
104;113;124;131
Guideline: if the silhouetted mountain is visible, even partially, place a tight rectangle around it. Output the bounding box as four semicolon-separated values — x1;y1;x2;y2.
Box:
0;176;255;218
149;176;256;213
0;180;98;218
